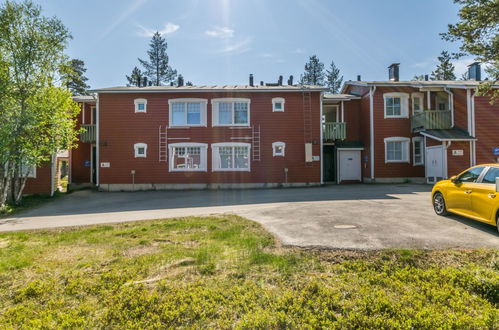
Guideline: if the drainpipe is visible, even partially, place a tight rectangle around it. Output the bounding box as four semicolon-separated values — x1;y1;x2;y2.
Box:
96;94;100;187
320;92;324;185
369;86;376;181
427;91;431;109
341;100;344;122
471;90;476;165
444;88;454;127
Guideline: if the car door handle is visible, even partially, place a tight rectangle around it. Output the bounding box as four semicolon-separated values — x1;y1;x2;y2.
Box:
465;190;472;194
488;193;496;199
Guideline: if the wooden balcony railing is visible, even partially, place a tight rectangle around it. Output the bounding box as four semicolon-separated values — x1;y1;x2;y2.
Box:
323;122;347;141
80;124;96;143
410;110;452;131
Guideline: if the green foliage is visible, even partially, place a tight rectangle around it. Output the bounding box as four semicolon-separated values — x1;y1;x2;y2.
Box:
138;31;177;86
61;58;90;96
300;55;325;85
325;60;343;93
126;66;143;87
431;51;457;80
0;215;497;328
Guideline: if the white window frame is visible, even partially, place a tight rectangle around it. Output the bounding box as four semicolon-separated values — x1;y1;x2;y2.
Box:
21;163;36;178
383;92;409;118
384;137;410;163
168;98;208;127
211;142;251;172
134;143;147;158
168;142;208;172
134;98;147;113
412;137;424;166
272;141;286;157
411;93;424;114
211;98;251;127
272;97;285;112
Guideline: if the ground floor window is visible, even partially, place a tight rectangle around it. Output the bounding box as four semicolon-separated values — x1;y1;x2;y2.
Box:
384;137;410;163
212;143;251;171
412;137;424;165
169;143;207;172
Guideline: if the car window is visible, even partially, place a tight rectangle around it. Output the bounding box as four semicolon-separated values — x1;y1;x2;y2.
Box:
482;167;499;184
457;167;485;183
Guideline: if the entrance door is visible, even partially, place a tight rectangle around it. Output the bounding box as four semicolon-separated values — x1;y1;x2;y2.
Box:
426;146;444;184
338;150;361;182
91;145;97;184
323;146;336;182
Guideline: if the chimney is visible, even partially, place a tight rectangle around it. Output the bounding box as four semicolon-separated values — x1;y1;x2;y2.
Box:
288;75;294;85
424;74;429;81
178;75;184;87
468;62;481;81
170;81;174;86
260;81;264;86
142;77;148;87
148;81;152;86
357;75;361;81
388;63;400;81
249;74;254;86
278;75;283;86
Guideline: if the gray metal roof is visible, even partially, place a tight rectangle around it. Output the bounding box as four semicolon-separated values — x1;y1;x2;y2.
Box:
343;80;498;92
420;128;476;141
323;93;361;101
92;85;327;93
72;95;96;103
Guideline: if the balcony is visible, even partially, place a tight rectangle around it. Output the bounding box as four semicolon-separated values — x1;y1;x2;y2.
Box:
80;124;96;143
323;122;347;141
410;110;452;132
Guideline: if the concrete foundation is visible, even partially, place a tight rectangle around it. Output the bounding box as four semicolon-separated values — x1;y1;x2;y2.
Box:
98;182;321;192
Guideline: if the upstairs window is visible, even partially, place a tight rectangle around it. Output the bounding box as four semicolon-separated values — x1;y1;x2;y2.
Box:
134;143;147;158
212;143;251;171
212;98;250;126
272;97;285;112
168;99;207;127
272;142;286;156
134;99;147;113
411;93;424;114
384;137;410;163
383;93;409;118
169;143;207;172
20;163;36;178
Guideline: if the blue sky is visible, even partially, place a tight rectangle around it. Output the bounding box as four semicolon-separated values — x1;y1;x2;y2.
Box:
33;0;472;88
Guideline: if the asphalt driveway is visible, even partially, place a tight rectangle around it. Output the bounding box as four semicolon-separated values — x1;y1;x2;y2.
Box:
1;184;498;249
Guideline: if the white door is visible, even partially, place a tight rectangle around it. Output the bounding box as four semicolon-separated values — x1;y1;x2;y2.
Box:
426;146;444;184
338;150;361;182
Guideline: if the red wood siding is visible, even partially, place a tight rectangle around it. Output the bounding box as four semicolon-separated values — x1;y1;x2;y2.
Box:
71;141;91;183
98;91;321;185
344;100;361;141
453;89;468;130
474;96;499;164
446;141;472;177
23;163;52;195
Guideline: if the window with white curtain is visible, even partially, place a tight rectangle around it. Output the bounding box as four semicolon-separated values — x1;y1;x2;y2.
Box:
212;143;251;171
384;137;410;163
383;93;409;118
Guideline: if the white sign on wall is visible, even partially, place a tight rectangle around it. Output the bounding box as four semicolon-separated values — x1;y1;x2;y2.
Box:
100;162;110;168
452;150;464;156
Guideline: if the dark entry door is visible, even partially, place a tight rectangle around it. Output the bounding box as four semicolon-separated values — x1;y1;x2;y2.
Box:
91;146;97;184
323;146;336;182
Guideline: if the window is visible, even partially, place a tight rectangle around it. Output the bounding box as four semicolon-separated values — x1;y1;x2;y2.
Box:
457;167;485;183
482;167;499;184
169;143;207;172
212;98;250;126
212;143;251;171
20;163;36;178
411;93;424;114
134;99;147;113
134;143;147;158
272;97;285;112
412;137;424;165
384;137;410;163
168;99;207;127
272;142;286;157
91;106;97;124
383;93;409;118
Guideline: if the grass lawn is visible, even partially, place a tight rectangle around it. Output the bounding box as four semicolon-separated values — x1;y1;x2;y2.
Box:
0;215;497;328
0;193;61;218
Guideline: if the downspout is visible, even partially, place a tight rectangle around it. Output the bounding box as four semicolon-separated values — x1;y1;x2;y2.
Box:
444;88;454;127
466;89;473;166
50;153;56;196
341;100;344;122
96;94;100;187
320;92;324;185
427;91;431;109
471;90;476;165
369;86;376;181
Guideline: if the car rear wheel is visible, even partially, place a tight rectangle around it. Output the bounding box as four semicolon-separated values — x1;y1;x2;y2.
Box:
433;192;449;216
496;213;499;233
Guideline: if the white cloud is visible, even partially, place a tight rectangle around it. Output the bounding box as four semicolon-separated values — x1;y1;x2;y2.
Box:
219;37;252;54
205;26;234;39
136;22;180;37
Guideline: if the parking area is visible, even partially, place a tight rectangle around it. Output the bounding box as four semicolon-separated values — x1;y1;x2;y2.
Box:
0;184;498;249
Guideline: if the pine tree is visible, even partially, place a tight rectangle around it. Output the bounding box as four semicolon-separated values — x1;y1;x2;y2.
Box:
186;81;193;86
138;32;177;86
430;51;456;80
126;67;143;87
300;55;325;85
413;74;425;81
325;60;343;93
62;59;90;95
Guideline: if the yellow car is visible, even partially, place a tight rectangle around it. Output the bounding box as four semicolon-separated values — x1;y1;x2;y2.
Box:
432;164;499;232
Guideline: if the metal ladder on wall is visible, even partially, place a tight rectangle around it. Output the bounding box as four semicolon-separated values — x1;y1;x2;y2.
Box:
252;125;261;161
302;91;313;166
159;125;168;162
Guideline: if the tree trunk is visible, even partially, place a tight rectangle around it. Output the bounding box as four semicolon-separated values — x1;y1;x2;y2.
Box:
0;162;13;207
13;175;28;206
